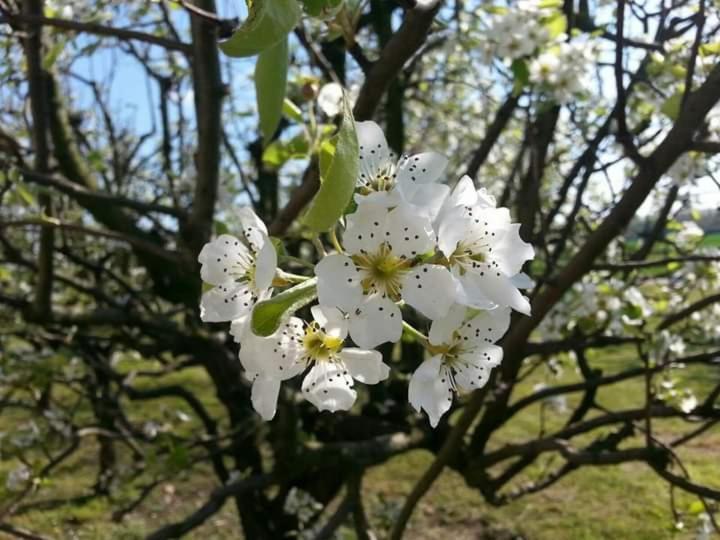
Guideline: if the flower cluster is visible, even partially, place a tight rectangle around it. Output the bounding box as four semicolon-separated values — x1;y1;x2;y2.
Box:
198;122;534;426
528;39;597;103
482;1;597;103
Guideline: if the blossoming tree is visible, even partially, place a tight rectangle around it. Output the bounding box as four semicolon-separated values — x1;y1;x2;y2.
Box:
0;0;719;538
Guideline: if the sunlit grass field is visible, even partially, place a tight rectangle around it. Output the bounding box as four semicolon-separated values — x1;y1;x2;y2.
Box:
1;346;718;539
701;232;720;248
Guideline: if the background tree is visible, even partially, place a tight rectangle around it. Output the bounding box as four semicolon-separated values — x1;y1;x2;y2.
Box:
0;0;719;538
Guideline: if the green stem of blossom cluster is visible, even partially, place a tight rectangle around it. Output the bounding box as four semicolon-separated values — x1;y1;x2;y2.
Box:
275;269;310;284
311;235;326;258
329;225;343;253
402;320;430;348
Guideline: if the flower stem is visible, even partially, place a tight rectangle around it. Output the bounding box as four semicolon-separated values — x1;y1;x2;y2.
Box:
275;269;310;284
402;321;430;348
312;236;326;258
329;225;343;253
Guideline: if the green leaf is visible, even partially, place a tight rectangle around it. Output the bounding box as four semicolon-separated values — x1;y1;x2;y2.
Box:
262;132;310;168
511;59;529;95
688;500;705;515
283;98;303;122
300;0;324;16
318;138;335;178
251;278;317;336
219;0;301;58
15;182;36;207
255;37;288;143
699;42;720;56
660;91;683;120
544;13;567;38
42;41;64;69
303;95;358;232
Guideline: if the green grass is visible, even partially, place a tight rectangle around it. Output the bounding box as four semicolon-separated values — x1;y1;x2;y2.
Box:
1;349;718;539
701;232;720;248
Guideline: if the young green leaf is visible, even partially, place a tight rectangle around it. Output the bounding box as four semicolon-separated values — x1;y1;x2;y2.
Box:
283;98;303;123
251;278;317;336
303;94;358;232
219;0;301;58
660;91;683;120
544;13;567;38
255;37;288;144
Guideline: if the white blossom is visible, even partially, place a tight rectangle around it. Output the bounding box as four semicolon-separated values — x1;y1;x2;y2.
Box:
436;179;535;314
355;121;449;216
239;306;390;420
409;305;510;427
316;201;457;345
317;82;343;117
197;208;277;322
5;464;31;492
674;221;704;248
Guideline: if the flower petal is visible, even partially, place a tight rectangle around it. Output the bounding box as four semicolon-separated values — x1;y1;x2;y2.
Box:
510;272;534;290
428;304;467;345
317;82;343;117
200;282;254;322
240;317;305;380
403;183;450;221
356;121;391;187
453;347;500;392
302;362;357;412
454;269;497;310
251;375;281;421
408;355;453;428
354;189;402;208
384;204;435;259
396;152;448;200
340;348;390;384
401;264;456;320
458;307;511;345
493;224;535;276
198;234;252;286
344;202;388;255
311;305;348;340
315;253;363;312
237;207;269;251
462;270;531;315
254;239;277;292
229;313;251;343
348;295;402;349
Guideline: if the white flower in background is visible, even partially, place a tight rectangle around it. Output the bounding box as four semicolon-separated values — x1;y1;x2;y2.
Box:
674;221;704;248
696;513;713;540
11;421;39;448
708;106;720;138
316;201;457;346
487;13;546;60
529;51;561;84
533;383;568;413
5;464;31;492
434;175;496;227
197;208;276;322
239;306;390;420
679;392;698;414
142;421;162;439
355;121;449;216
529;41;594;103
622;286;652;326
436;179;535;314
651;330;687;359
667;153;705;183
409;305;510;427
317;82;343;117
